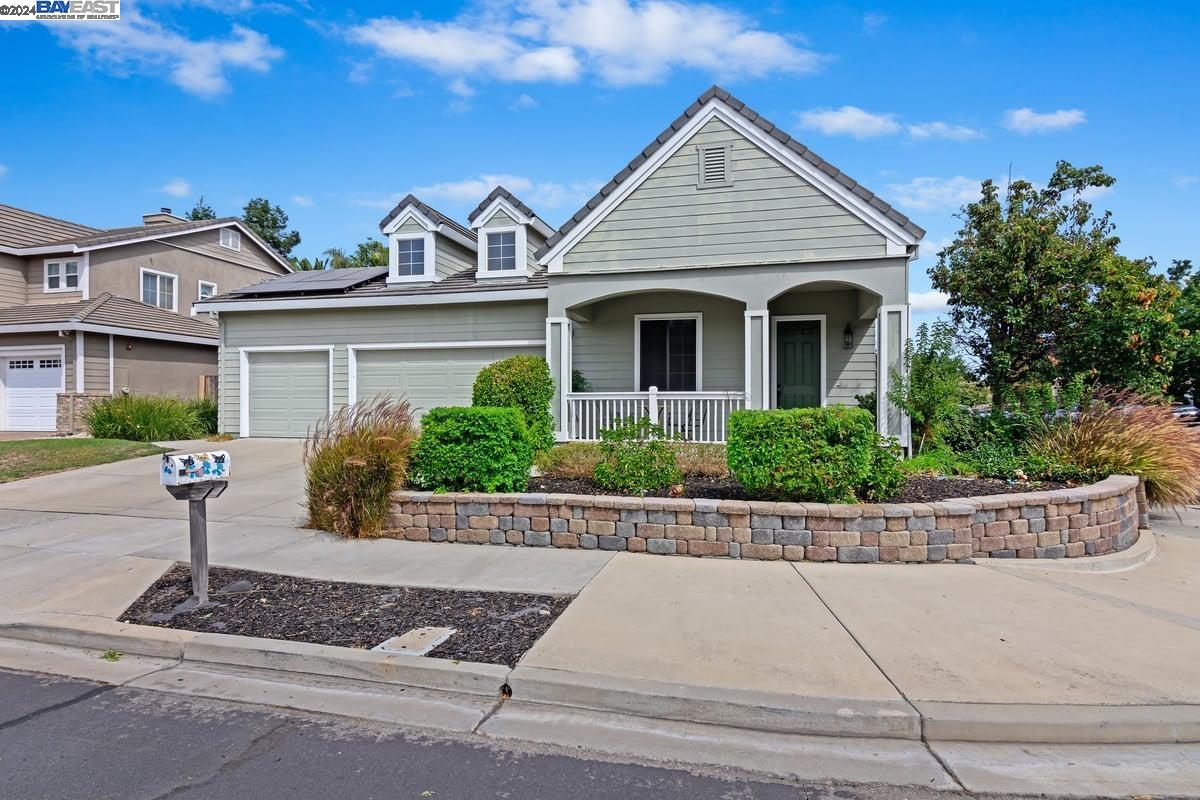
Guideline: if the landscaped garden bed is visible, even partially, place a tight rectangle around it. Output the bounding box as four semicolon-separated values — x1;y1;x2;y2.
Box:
122;565;572;667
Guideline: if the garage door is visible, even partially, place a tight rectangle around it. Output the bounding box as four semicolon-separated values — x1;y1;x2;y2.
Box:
4;355;63;431
355;346;542;418
246;350;329;438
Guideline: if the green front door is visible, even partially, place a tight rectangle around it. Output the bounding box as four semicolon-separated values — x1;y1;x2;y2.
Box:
776;320;821;409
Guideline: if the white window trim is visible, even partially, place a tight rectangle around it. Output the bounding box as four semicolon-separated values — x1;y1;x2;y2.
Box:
43;258;82;294
770;315;827;409
345;338;546;406
695;143;733;189
388;231;436;283
477;225;527;279
877;303;911;448
238;345;334;438
632;312;704;392
139;267;179;313
194;280;218;315
219;227;242;252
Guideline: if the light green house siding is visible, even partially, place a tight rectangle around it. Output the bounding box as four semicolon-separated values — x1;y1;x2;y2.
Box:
771;289;878;406
563;116;887;272
434;234;475;278
217;300;547;435
394;219;426;235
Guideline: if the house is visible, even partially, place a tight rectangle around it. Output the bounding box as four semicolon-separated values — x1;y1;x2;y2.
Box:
195;86;924;445
0;205;292;433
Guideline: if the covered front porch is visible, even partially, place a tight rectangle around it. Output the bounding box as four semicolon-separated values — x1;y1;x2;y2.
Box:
545;264;910;445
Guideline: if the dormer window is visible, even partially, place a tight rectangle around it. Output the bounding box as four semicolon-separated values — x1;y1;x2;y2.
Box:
219;227;241;251
696;144;732;188
395;237;425;276
486;231;517;272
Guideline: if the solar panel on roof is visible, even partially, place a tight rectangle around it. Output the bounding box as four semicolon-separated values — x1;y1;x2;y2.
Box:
228;267;388;296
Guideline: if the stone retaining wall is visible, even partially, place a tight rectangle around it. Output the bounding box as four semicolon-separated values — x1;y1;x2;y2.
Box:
388;475;1143;563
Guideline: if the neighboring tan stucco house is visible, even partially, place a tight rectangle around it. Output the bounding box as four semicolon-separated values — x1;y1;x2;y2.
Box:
0;205;291;432
196;87;924;445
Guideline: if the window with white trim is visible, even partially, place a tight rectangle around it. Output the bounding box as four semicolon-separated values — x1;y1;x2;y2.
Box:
486;231;518;272
141;269;177;311
394;237;425;277
219;228;241;251
198;281;217;301
638;317;698;391
44;260;80;292
696;144;732;188
39;358;62;369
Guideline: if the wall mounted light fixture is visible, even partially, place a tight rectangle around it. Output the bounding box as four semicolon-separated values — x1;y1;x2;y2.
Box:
843;322;854;350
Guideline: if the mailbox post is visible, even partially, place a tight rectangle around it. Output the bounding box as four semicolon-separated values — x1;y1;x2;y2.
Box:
161;451;230;607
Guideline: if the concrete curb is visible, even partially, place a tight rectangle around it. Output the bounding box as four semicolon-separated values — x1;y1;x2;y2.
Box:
505;665;922;740
980;527;1157;574
917;699;1200;744
0;613;509;699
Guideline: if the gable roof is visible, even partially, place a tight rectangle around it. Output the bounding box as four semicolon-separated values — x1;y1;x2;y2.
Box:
378;194;475;242
0;292;218;344
536;85;924;261
0;204;100;249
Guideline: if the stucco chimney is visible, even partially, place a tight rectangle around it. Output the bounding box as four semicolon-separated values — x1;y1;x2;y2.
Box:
142;207;184;226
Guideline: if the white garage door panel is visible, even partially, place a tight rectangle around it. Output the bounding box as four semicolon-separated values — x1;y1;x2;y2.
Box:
5;356;63;431
247;350;329;438
356;346;542;417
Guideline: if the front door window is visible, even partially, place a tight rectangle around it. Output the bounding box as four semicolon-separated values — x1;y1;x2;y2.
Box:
776;320;821;408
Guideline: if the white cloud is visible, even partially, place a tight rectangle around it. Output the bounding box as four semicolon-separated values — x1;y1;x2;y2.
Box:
0;164;7;181
511;93;539;110
885;176;981;212
798;106;901;139
289;195;314;207
862;12;887;32
1173;175;1199;189
49;8;282;97
346;0;823;87
1077;185;1112;203
1002;107;1087;134
906;121;983;141
160;177;192;197
910;290;949;313
447;78;475;98
354;174;602;220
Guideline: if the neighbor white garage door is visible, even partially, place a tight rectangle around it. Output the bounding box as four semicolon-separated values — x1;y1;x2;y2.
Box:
4;354;63;431
246;350;330;438
354;346;543;418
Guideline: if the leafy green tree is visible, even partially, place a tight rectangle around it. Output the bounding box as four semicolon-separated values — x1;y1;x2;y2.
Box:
290;256;329;272
1058;254;1181;395
1169;259;1200;402
242;197;301;256
187;196;216;221
887;322;975;453
324;238;387;269
930;161;1118;402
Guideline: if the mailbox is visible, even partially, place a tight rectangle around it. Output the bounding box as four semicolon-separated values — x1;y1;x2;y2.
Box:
161;451;230;486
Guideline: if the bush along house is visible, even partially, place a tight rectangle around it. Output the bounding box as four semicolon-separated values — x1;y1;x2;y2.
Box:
194;86;924;445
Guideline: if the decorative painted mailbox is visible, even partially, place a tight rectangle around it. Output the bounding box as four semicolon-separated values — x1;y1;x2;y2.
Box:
160;451;230;607
161;451;230;486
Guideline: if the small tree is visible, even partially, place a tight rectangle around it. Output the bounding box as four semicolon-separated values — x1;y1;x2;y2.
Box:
187;196;216;221
888;322;974;453
324;238;388;269
1169;260;1200;403
472;354;556;452
242;197;301;256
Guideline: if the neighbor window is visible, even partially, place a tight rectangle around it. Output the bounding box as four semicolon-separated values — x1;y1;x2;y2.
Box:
486;231;517;272
198;281;217;300
638;317;698;392
219;228;241;251
394;237;425;277
141;269;177;311
44;260;80;292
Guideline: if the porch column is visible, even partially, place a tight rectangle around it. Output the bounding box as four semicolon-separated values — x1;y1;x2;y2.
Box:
744;310;770;409
546;317;572;441
877;304;911;449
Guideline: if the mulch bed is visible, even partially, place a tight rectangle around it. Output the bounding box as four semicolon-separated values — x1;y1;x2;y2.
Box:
121;565;572;668
526;474;1068;503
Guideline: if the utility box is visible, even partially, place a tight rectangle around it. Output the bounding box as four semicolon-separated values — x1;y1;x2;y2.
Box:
161;451;230;486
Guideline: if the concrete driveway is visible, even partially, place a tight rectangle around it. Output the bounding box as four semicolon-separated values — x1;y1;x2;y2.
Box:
0;438;307;525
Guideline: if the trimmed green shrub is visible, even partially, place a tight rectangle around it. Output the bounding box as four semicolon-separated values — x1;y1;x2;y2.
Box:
472;354;555;452
592;416;683;495
304;397;418;538
84;394;203;442
860;439;905;500
726;406;897;503
411;406;533;492
186;396;218;436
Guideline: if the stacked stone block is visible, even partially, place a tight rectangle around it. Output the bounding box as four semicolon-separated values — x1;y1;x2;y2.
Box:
389;475;1143;564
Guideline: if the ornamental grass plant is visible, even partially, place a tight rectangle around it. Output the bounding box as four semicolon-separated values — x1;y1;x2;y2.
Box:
84;393;204;442
304;396;418;538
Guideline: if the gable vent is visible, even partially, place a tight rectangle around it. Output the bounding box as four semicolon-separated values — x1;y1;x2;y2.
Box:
696;145;731;188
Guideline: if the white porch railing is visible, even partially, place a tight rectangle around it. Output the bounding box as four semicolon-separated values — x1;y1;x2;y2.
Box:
565;388;749;443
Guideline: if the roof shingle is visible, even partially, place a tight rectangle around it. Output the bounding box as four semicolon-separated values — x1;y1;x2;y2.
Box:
378;194;476;241
0;204;99;249
0;293;217;341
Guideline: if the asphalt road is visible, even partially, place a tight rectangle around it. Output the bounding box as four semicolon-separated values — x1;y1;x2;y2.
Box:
0;668;986;800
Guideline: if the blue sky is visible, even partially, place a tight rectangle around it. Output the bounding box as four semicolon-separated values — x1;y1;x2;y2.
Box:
1;0;1197;327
